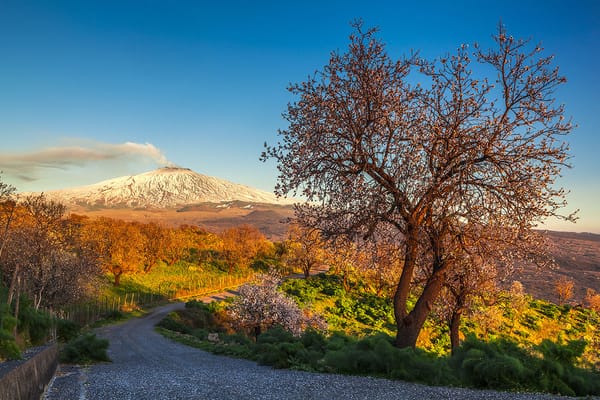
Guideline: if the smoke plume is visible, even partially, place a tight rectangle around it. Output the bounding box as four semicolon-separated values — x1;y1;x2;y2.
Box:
0;141;174;183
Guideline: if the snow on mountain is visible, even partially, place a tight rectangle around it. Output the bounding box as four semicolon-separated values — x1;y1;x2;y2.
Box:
24;167;294;208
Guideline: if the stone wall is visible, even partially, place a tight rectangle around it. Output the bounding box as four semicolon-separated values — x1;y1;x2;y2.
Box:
0;343;58;400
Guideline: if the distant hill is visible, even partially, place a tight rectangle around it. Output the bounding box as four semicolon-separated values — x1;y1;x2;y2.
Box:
512;230;600;303
20;167;295;209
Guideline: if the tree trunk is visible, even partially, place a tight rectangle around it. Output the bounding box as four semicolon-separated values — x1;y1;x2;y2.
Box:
392;230;419;345
450;310;462;354
303;263;310;279
394;268;446;348
12;276;21;337
254;325;261;339
7;264;21;306
114;271;122;286
342;273;350;292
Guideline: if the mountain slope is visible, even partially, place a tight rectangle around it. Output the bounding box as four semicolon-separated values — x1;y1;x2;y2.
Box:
27;167;292;208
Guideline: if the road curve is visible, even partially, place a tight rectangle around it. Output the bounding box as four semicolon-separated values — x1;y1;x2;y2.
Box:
44;303;567;400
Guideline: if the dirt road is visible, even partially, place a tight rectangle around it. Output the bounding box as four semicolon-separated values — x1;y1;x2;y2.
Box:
43;300;569;400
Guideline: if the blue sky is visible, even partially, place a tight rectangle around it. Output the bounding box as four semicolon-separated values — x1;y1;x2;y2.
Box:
0;1;598;233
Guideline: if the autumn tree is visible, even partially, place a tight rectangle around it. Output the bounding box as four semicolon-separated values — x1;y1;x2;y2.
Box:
284;222;326;278
555;276;575;305
323;236;360;292
357;236;403;297
0;195;100;310
0;177;16;262
264;22;574;348
439;259;497;352
584;288;600;312
139;222;168;272
83;217;145;286
219;225;273;273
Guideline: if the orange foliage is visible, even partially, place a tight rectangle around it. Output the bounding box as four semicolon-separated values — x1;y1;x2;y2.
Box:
585;288;600;312
555;276;575;305
219;225;273;273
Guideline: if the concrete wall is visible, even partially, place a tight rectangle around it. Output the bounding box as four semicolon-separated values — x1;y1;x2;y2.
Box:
0;343;58;400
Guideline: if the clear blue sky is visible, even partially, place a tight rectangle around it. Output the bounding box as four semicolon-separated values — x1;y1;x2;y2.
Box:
0;1;598;233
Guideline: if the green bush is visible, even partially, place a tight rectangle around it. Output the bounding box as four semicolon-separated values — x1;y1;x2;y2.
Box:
0;328;21;360
251;327;326;371
453;336;533;390
450;335;600;396
535;339;600;396
17;299;52;345
103;310;125;321
56;319;81;342
60;333;110;364
157;312;192;334
280;279;319;305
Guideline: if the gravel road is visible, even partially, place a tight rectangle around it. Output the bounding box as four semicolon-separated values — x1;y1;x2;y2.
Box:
43;303;574;400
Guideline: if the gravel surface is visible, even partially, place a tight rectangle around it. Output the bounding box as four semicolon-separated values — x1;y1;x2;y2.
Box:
43;303;578;400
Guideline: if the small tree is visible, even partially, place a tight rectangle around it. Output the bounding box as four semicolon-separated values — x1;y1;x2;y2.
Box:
584;288;600;312
139;222;169;272
0;176;16;261
555;276;575;305
228;273;326;337
83;218;144;286
285;222;326;278
219;225;273;274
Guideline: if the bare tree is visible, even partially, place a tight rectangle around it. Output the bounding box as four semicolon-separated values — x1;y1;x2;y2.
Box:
0;176;16;262
263;22;574;348
285;222;326;278
1;195;101;310
555;276;575;305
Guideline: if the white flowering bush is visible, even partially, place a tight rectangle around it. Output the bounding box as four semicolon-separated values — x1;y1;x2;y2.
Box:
228;273;326;337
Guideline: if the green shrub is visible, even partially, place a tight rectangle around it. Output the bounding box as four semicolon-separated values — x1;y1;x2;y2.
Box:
56;319;81;342
449;335;600;396
453;336;533;390
157;312;192;334
60;333;110;364
256;325;296;345
104;310;125;321
538;338;586;365
280;279;319;305
325;331;355;351
17;300;52;345
0;328;21;360
191;328;209;340
535;339;600;396
301;329;327;352
182;301;223;331
254;330;325;371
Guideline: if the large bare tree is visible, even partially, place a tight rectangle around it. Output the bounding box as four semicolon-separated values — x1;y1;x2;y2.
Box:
263;22;575;348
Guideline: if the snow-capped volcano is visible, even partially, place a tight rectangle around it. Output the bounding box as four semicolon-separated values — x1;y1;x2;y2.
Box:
27;167;292;208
